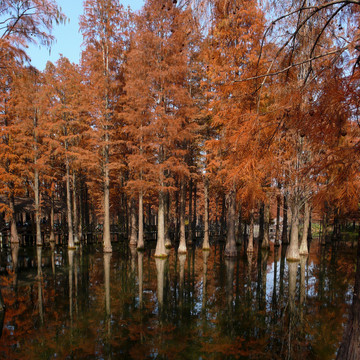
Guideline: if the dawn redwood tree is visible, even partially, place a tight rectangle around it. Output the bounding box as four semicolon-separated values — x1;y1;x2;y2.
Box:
11;66;45;247
43;57;87;249
0;0;65;244
80;0;130;253
204;0;267;257
0;61;25;244
125;0;200;257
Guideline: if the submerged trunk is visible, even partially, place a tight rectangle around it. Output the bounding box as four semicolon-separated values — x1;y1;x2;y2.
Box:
104;253;111;317
203;177;210;250
9;195;19;244
129;198;137;246
286;200;300;261
336;237;360;360
247;209;254;253
155;258;166;308
262;202;270;249
300;201;310;255
137;191;144;250
225;188;237;257
178;179;187;254
138;251;144;306
155;191;167;258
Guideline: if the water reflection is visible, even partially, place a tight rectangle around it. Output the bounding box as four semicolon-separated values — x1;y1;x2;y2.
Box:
0;241;356;359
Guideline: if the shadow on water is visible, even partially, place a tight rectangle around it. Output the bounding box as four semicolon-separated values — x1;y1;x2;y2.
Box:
0;239;356;359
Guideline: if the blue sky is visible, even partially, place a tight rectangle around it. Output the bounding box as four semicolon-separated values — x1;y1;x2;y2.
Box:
27;0;144;71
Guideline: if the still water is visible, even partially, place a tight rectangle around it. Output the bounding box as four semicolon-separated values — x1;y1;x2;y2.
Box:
0;240;355;359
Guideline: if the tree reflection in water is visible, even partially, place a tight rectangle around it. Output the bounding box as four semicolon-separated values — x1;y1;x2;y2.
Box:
0;241;356;359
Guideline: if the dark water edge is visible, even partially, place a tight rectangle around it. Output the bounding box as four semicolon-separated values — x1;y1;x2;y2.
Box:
0;240;356;359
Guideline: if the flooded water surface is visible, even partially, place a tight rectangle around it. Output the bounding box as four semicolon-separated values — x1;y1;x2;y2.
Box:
0;241;355;359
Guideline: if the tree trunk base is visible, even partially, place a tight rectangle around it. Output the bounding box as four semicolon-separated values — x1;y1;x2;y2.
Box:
68;246;76;250
202;246;210;251
154;253;168;259
165;243;172;249
103;246;112;253
137;245;145;251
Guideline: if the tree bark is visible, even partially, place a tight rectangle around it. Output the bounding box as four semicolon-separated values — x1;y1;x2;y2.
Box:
262;202;270;249
286;200;300;261
203;176;210;250
155;191;167;258
282;194;289;245
72;172;79;245
129;198;137;246
225;188;237;257
103;145;112;253
9;194;19;244
299;201;310;255
66;158;75;249
164;192;172;248
247;209;254;253
188;179;193;243
178;179;187;254
34;166;42;247
49;195;55;243
274;195;281;246
137;190;144;250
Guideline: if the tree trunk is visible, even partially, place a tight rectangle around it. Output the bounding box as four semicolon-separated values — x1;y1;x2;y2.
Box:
164;192;172;248
66;159;75;249
155;191;167;258
137;190;145;250
9;194;19;244
49;195;55;243
129;198;137;246
203;176;210;250
193;182;197;240
259;202;264;243
299;201;310;255
178;179;187;254
282;194;289;245
247;209;254;253
274;195;281;246
103;148;112;253
72;172;79;245
225;188;237;257
34;167;42;247
188;179;193;243
286;200;300;261
78;182;83;244
262;202;270;249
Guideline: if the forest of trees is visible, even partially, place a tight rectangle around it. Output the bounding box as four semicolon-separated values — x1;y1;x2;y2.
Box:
0;0;359;260
0;0;360;358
